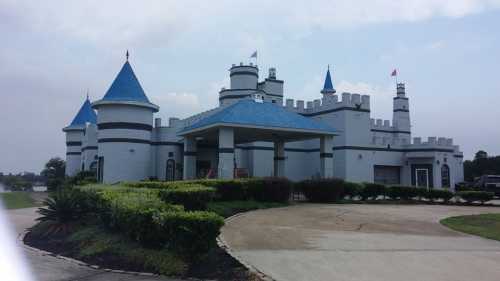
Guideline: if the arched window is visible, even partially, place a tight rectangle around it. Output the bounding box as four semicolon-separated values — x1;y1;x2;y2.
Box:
441;164;450;187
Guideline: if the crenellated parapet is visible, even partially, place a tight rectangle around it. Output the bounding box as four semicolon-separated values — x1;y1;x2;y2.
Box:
409;136;461;154
283;92;370;115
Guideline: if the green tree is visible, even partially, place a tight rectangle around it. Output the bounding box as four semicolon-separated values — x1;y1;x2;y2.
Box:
41;158;66;191
464;151;500;182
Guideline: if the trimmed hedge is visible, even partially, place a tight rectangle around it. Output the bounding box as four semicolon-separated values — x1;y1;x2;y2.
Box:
159;186;216;211
246;177;292;203
298;178;345;203
343;182;363;199
386;186;418;200
426;189;454;202
457;191;494;204
360;183;386;200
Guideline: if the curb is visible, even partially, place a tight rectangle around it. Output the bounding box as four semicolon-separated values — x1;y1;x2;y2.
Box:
18;230;159;278
217;211;276;281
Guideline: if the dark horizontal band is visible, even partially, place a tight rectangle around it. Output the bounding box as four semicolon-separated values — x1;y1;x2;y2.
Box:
82;146;98;151
151;141;183;146
300;107;370;117
66;141;82;146
393;96;408;100
320;153;333;158
332;146;454;153
219;94;251;101
393;109;409;112
66;152;81;155
98;122;152;131
98;138;151;144
218;147;235;154
274;156;286;161
264;78;284;84
184;151;197;156
230;71;258;77
371;129;411;134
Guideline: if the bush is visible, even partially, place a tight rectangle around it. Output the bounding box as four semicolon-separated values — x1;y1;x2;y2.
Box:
154;211;224;258
298;178;345;203
386;186;419;200
343;182;363;199
457;191;494;204
159;186;216;211
426;189;454;202
415;187;428;200
246;177;292;203
360;183;386;200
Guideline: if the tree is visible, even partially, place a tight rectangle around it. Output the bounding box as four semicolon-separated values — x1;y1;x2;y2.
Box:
41;158;66;191
464;151;500;182
475;150;488;160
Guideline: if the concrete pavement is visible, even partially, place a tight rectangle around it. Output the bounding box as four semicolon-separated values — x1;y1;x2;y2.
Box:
5;207;182;281
220;204;500;281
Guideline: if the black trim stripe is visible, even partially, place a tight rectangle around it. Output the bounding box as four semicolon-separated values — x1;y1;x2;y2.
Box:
219;94;251;100
82;146;98;151
98;122;152;131
265;78;284;84
320;153;333;158
393;97;408;100
230;71;258;77
300;107;370;117
184;151;197;156
66;141;82;146
236;145;320;153
454;154;464;158
66;152;81;155
218;147;235;153
371;129;411;134
151;141;183;146
332;146;454;153
98;138;150;144
393;109;409;112
274;156;286;160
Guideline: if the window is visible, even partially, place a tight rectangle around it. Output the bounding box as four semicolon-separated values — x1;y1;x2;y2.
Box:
441;164;450;188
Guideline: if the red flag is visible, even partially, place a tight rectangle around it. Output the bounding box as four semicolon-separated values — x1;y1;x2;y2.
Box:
391;69;397;77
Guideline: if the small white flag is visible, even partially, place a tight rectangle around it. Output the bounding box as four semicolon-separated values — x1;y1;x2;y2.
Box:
250;51;257;58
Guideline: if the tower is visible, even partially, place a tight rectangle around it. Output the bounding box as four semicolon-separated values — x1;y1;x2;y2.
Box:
219;63;259;106
320;66;336;96
392;83;411;143
62;96;97;176
92;54;159;183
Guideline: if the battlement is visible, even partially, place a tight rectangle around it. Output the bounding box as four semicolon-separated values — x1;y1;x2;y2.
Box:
370;118;393;130
283;92;370;114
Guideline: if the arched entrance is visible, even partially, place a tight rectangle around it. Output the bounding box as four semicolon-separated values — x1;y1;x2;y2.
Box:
441;164;450;187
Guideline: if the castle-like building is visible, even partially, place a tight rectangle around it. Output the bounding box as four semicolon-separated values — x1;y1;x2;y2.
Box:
63;57;464;189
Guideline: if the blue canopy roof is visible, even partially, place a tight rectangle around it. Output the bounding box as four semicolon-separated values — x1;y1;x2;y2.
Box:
322;67;336;94
101;61;150;103
69;97;97;126
180;99;337;135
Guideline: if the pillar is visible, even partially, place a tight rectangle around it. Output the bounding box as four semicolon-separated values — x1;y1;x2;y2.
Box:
273;141;285;177
320;136;334;178
218;127;234;179
183;136;197;179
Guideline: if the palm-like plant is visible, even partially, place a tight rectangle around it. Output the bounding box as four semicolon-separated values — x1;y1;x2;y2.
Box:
36;189;84;235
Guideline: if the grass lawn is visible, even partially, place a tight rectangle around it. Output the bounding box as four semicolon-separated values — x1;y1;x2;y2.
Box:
441;213;500;242
0;192;38;209
207;200;288;218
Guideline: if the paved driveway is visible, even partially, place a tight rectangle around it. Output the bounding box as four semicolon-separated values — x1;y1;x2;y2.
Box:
4;208;181;281
220;204;500;281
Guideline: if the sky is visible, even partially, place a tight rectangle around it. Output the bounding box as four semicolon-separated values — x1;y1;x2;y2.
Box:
1;0;500;174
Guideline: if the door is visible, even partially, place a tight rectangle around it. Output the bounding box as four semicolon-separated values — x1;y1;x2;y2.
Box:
416;168;429;188
166;159;175;181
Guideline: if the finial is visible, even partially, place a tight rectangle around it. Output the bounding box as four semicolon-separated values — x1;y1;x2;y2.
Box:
328;64;330;70
86;88;89;100
126;50;129;61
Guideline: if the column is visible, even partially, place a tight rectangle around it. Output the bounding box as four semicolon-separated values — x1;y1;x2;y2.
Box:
273;140;285;177
218;127;234;179
183;136;197;180
320;136;334;178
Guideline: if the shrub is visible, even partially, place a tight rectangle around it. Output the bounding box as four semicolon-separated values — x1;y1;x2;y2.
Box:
415;187;428;200
154;211;224;258
343;182;363;199
360;183;386;200
212;180;248;201
246;177;292;203
428;189;454;202
457;191;494;204
159;186;216;211
298;178;345;203
386;186;419;200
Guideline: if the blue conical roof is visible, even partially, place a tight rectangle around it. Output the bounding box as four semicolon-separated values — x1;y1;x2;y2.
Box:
69;97;97;126
321;67;336;94
101;61;150;103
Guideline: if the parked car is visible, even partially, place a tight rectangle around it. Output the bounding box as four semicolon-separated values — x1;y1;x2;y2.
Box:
473;175;500;196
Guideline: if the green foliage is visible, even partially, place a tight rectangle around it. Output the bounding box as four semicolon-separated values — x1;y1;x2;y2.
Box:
0;192;37;209
297;178;345;203
1;175;33;191
153;211;224;259
360;183;386;200
441;213;500;242
246;177;292;203
343;182;363;199
41;157;66;191
159;186;216;211
425;189;454;202
386;186;416;200
457;191;494;204
464;150;500;182
207;200;287;218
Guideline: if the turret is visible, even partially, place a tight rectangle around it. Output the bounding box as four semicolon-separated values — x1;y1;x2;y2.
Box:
62;96;97;176
219;62;260;106
392;83;411;141
320;66;336;96
92;53;159;183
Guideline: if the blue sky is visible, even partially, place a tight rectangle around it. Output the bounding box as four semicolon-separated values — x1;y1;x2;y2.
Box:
1;0;500;173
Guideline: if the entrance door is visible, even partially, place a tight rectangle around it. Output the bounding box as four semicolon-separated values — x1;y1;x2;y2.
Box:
166;159;175;181
416;168;429;188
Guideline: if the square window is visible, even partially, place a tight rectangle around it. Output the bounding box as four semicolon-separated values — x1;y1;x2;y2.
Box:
168;152;174;158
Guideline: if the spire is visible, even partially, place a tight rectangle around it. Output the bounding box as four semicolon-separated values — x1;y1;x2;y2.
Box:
100;60;150;103
321;65;336;95
69;96;97;126
126;50;129;61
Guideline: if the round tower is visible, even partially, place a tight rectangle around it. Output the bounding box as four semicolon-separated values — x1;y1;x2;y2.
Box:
92;55;159;183
230;62;258;89
62;96;97;176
